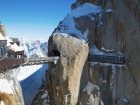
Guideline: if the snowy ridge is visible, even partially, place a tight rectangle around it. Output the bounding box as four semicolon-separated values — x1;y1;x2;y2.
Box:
53;3;102;41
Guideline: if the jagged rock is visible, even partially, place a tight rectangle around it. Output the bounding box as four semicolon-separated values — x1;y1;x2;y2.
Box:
97;0;140;105
47;34;89;105
32;82;50;105
73;0;140;105
46;0;140;105
77;81;104;105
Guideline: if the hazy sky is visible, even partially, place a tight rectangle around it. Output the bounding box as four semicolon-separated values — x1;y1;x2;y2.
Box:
0;0;75;40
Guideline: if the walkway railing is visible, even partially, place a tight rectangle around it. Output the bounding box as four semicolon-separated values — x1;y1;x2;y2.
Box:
22;56;59;66
0;56;59;72
88;54;125;64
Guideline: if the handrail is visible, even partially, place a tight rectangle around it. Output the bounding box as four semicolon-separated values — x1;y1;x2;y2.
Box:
88;54;125;64
22;56;59;66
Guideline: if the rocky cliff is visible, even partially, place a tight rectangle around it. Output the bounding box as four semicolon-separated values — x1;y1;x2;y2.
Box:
47;0;140;105
47;34;88;105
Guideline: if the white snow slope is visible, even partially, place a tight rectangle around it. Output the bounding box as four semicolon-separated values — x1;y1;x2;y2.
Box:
4;64;48;105
18;64;48;105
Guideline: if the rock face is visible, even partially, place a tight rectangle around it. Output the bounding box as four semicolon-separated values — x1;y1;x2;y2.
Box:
74;0;140;105
47;34;89;105
96;0;140;105
47;33;88;105
47;0;140;105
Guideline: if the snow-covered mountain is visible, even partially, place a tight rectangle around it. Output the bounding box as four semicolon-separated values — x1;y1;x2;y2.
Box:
20;37;48;58
53;3;102;42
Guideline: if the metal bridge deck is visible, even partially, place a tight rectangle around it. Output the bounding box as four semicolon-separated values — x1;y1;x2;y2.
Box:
22;56;59;66
88;54;125;64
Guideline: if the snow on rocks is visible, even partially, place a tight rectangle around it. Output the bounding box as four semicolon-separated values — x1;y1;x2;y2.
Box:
105;8;113;13
70;3;101;17
83;81;100;95
32;82;50;105
10;43;24;52
54;3;102;41
90;45;124;57
89;45;104;55
0;79;14;94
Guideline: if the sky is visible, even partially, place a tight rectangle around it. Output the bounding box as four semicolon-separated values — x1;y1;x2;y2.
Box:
0;0;75;40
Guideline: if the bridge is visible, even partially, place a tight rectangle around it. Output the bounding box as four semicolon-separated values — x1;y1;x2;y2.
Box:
88;54;125;64
0;56;59;73
88;45;125;64
22;56;59;66
0;53;125;73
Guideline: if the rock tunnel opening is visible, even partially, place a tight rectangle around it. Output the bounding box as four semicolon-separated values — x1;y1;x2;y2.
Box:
52;50;60;57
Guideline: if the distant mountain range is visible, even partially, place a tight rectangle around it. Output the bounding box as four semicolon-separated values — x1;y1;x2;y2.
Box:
20;37;48;58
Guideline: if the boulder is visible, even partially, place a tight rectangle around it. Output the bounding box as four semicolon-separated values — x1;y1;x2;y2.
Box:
47;34;89;105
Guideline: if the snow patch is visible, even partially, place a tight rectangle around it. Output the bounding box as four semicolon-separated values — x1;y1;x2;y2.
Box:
88;15;95;21
101;46;114;52
89;62;125;68
0;101;5;105
54;3;102;41
106;8;112;13
89;45;104;55
0;79;14;94
10;43;24;52
41;91;48;99
53;33;69;38
17;65;43;81
71;3;101;18
90;45;124;57
83;81;99;95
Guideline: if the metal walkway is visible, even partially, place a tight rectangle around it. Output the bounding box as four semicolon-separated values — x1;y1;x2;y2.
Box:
88;54;125;64
22;56;59;66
